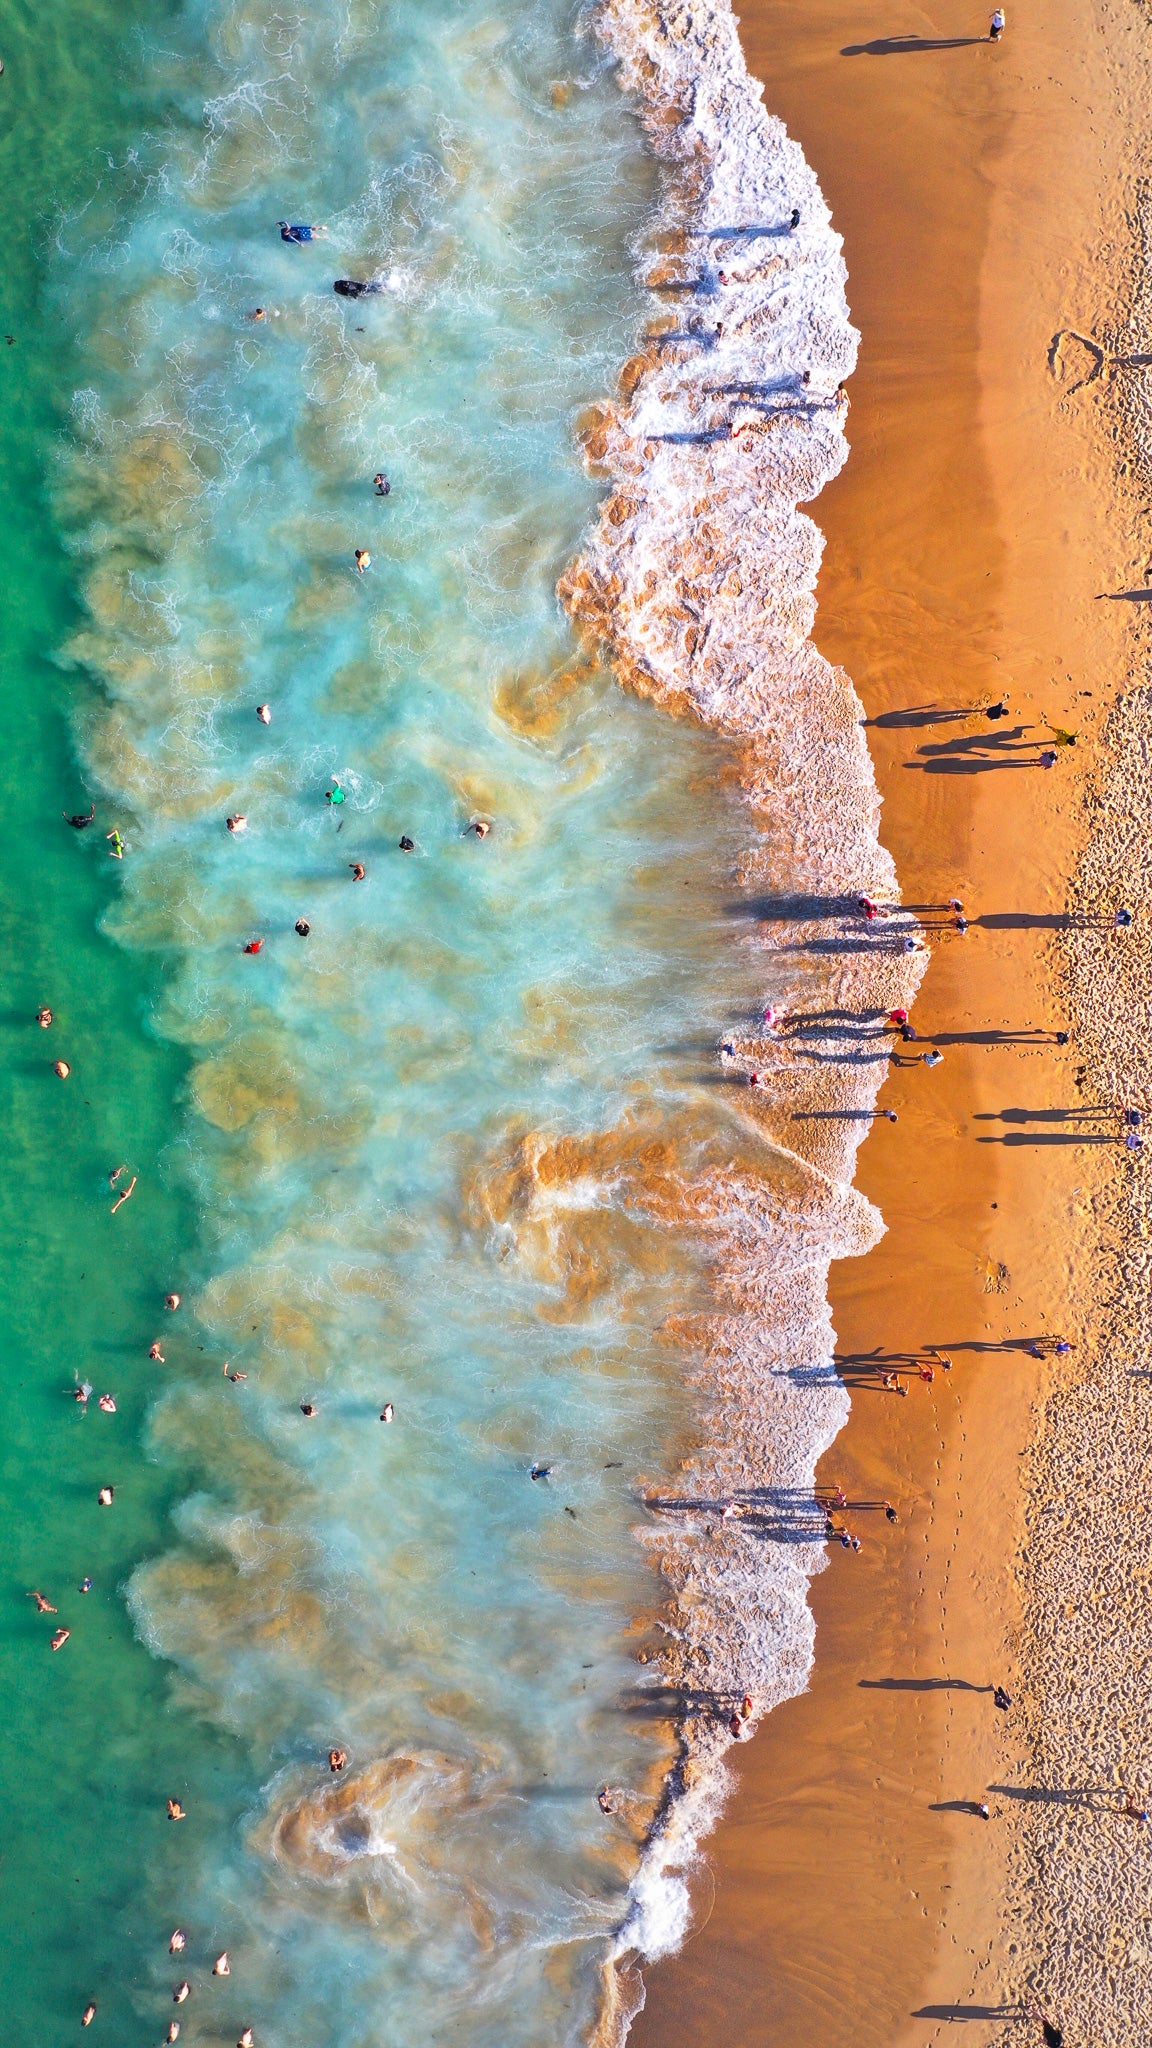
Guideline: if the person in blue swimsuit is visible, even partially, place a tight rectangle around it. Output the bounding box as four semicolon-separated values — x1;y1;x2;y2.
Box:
278;221;327;243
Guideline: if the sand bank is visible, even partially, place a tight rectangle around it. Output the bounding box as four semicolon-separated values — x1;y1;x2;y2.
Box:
631;0;1152;2041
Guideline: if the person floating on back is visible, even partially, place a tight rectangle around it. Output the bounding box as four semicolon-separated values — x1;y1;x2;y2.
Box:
279;221;327;243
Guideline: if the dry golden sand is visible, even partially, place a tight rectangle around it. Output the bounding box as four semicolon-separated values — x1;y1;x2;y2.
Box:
630;1;1152;2043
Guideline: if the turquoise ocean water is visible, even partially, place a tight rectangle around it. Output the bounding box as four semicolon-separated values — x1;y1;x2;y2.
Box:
1;0;767;2040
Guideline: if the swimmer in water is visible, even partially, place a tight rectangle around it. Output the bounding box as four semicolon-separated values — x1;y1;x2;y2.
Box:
300;1400;316;1417
53;1059;71;1079
213;1954;230;1977
165;1293;181;1311
226;814;248;833
349;862;366;881
380;1402;394;1422
399;835;414;851
354;548;371;573
244;938;264;954
37;1006;52;1027
167;2027;181;2044
173;1981;190;2004
373;472;391;496
149;1343;165;1361
97;1394;117;1413
167;1798;186;1821
278;221;327;243
326;782;346;806
328;1748;347;1772
256;703;271;724
97;1486;114;1506
169;1931;187;1955
79;1577;92;1593
110;1175;137;1214
51;1627;70;1651
106;829;123;859
295;918;311;937
82;2005;96;2028
466;819;491;839
74;1381;93;1405
31;1590;57;1612
64;803;96;829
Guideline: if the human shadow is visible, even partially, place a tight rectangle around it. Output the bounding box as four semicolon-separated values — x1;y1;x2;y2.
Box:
704;222;797;241
643;1486;831;1546
912;2005;1024;2023
978;1132;1115;1145
974;910;1101;931
906;726;1057;774
864;702;987;729
929;1028;1069;1046
842;34;988;54
988;1782;1111;1809
914;1337;1067;1357
974;1106;1111;1124
726;892;865;922
860;1677;992;1693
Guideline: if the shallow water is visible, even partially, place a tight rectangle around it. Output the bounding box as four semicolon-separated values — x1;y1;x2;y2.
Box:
29;0;777;2040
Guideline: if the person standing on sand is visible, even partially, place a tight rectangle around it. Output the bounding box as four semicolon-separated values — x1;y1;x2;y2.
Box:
989;7;1005;37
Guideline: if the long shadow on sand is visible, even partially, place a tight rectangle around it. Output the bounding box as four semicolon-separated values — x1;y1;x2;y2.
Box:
842;34;988;54
912;2005;1024;2023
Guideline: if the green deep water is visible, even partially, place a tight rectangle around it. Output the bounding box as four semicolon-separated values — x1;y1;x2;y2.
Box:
0;0;766;2043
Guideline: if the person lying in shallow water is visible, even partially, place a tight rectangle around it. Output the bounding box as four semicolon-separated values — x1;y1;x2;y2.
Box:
278;221;326;243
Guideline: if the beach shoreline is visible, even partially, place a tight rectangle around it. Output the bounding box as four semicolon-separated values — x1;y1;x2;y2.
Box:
629;0;1150;2041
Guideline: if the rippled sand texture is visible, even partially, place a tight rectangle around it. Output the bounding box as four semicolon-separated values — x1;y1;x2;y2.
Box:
1004;680;1152;2040
561;0;925;1963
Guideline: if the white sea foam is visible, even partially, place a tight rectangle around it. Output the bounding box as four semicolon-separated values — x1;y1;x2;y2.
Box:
561;0;927;2013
